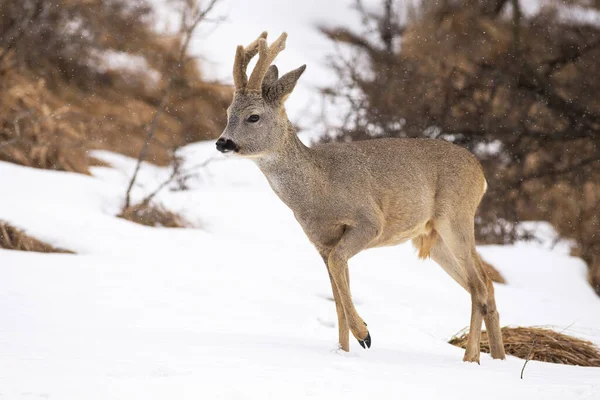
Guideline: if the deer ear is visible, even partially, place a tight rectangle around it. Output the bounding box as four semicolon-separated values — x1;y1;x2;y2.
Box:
262;65;279;93
265;64;306;104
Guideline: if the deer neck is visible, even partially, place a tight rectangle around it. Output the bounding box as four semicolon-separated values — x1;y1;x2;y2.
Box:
255;126;323;211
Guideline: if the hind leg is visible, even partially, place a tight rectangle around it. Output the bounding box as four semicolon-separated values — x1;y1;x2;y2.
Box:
433;218;492;363
429;238;483;362
479;264;506;359
429;237;469;291
431;231;506;360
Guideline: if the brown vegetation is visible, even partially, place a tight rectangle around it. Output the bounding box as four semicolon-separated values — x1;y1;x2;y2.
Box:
321;0;600;295
450;326;600;367
0;0;231;175
0;221;72;253
482;259;506;284
118;203;189;228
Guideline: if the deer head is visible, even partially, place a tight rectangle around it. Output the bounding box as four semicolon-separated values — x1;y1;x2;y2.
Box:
216;32;306;158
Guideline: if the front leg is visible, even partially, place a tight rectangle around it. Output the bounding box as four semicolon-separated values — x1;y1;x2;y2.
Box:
321;253;350;351
327;223;378;349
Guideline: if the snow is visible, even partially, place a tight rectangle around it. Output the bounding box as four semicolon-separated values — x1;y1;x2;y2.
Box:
1;140;599;399
1;1;600;397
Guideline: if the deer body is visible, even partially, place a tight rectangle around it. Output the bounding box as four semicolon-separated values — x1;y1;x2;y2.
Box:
217;32;506;363
259;135;481;250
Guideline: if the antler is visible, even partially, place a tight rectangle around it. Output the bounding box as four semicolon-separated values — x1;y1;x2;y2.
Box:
246;33;288;91
233;31;268;90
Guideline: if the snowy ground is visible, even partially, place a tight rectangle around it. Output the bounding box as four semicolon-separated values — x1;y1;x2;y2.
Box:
3;1;598;398
1;141;600;399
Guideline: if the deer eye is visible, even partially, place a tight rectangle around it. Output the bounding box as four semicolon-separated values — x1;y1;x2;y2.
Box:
247;114;260;123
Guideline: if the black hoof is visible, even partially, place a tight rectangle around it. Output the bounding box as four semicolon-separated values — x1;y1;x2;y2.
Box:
358;331;371;349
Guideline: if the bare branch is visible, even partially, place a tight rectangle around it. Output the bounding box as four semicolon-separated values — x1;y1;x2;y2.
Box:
0;0;44;66
545;39;600;74
511;156;600;189
520;335;537;379
138;151;182;207
124;0;222;208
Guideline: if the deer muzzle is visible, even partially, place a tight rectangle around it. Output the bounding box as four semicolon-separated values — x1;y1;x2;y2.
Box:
216;137;239;153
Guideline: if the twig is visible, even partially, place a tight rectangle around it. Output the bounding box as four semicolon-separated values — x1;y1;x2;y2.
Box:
123;83;172;208
510;0;521;54
519;322;575;379
138;149;183;207
0;0;43;66
0;138;19;150
557;322;576;335
509;157;600;190
0;110;33;150
123;0;222;208
175;156;221;185
520;335;537;379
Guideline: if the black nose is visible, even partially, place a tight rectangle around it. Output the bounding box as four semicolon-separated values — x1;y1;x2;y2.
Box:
216;138;238;153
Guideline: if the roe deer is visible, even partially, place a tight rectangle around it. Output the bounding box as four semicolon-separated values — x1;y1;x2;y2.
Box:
216;32;505;363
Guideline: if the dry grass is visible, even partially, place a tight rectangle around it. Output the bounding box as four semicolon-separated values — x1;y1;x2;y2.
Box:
0;67;230;174
118;203;188;228
0;221;72;253
0;1;230;175
450;326;600;367
481;259;506;284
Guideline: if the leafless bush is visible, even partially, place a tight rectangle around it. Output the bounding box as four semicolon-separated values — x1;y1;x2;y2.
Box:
321;0;600;295
124;0;222;209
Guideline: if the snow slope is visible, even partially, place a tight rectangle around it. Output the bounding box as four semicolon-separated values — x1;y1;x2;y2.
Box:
1;141;600;399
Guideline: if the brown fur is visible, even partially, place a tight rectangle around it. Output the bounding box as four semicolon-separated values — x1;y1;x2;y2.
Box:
415;221;436;260
217;32;505;362
414;230;506;284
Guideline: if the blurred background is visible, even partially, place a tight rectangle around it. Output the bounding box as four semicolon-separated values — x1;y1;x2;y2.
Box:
0;0;598;296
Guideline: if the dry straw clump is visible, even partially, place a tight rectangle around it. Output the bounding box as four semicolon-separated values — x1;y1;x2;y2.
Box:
0;221;72;253
450;326;600;367
118;203;188;228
